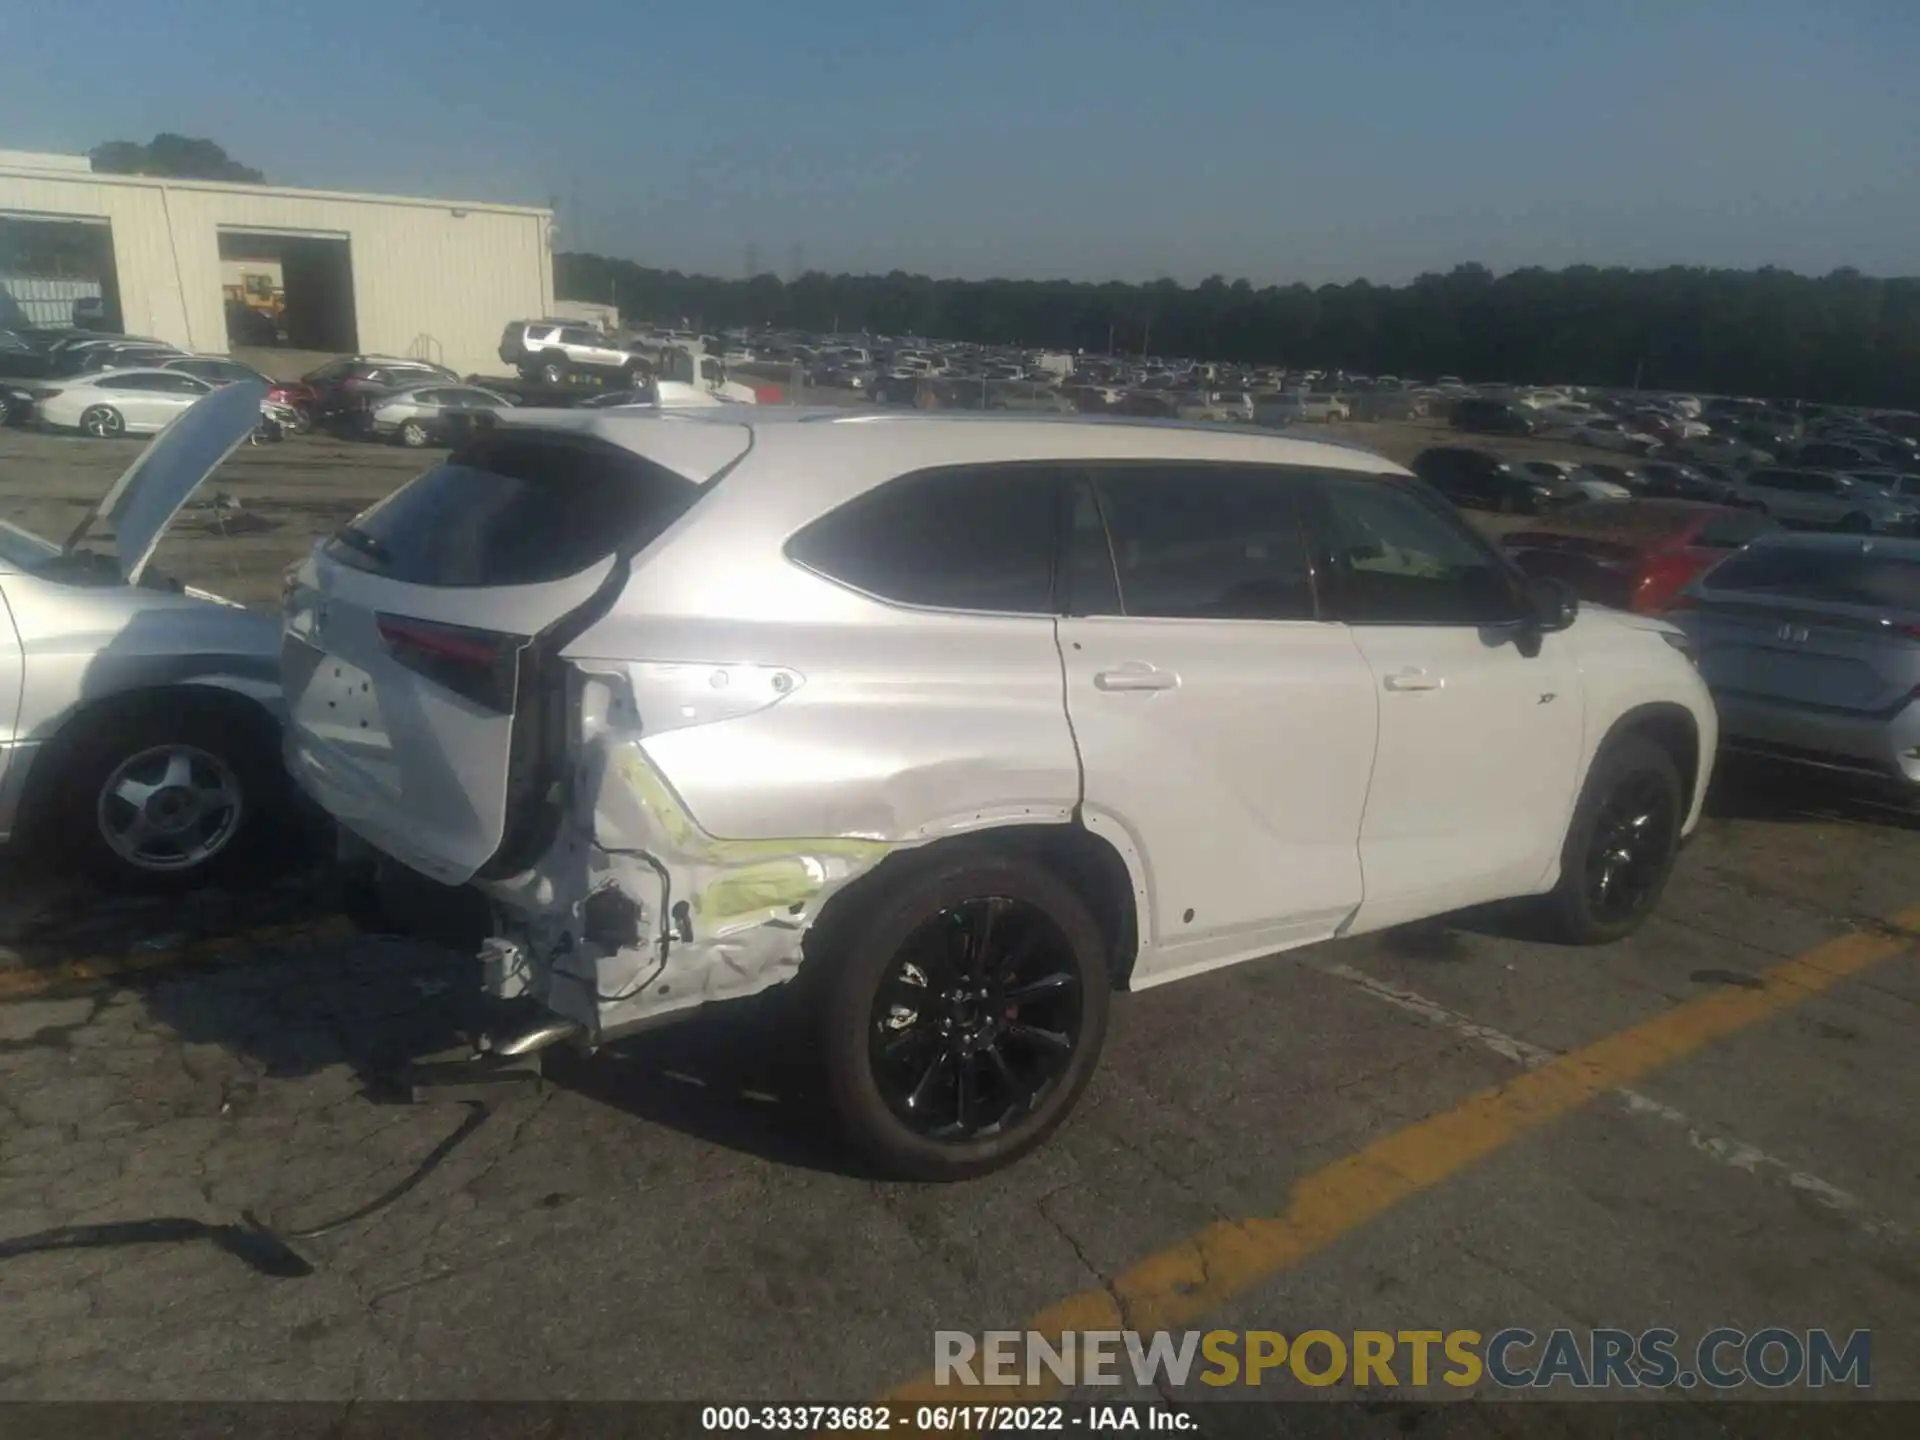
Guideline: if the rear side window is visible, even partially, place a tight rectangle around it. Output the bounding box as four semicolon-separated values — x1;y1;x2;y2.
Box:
325;433;699;587
786;464;1060;613
1090;465;1317;620
1703;545;1920;609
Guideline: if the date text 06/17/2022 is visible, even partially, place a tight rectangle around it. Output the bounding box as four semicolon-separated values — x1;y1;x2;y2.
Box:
699;1404;1191;1431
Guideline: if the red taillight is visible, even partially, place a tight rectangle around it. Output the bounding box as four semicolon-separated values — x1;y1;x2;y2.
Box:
375;614;525;712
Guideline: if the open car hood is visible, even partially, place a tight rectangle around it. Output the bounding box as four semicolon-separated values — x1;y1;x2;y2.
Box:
63;379;267;584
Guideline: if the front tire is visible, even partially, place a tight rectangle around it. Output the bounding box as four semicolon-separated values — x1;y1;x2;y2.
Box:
1541;735;1684;945
80;405;125;439
817;854;1111;1180
44;696;285;891
539;354;568;385
397;418;429;448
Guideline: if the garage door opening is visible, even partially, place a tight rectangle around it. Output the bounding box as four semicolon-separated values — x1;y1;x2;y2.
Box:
0;214;122;331
217;229;357;352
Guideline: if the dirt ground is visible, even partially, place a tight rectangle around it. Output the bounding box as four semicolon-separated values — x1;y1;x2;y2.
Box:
0;426;426;607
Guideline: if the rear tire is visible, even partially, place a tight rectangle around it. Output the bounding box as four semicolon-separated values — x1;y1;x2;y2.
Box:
817;853;1111;1180
538;353;568;385
397;418;429;448
42;695;286;892
80;404;124;439
1839;513;1872;534
1540;735;1684;945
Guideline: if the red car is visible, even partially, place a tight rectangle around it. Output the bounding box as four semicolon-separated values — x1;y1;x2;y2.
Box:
266;378;321;428
1498;500;1780;615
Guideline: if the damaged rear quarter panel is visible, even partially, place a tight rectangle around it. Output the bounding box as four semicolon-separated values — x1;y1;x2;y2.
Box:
506;613;1082;1041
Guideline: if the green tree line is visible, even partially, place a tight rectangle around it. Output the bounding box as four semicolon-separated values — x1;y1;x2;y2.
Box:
556;254;1920;408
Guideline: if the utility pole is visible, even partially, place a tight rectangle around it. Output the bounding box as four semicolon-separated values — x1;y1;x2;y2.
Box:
745;242;759;280
788;243;804;282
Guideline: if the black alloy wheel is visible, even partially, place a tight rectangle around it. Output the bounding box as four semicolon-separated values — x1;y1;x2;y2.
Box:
1582;769;1678;927
868;897;1082;1142
819;854;1110;1180
1543;734;1684;944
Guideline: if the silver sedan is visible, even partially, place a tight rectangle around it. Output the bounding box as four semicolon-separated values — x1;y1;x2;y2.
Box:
1673;531;1920;791
364;383;516;447
0;382;286;887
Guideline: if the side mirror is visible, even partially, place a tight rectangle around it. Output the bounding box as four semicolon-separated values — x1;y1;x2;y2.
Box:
1524;575;1579;633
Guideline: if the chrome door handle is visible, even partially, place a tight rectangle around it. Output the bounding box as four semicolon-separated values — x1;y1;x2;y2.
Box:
1383;668;1443;692
1093;663;1179;692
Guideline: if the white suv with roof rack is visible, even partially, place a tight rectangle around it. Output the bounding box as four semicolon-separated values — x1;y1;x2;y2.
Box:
282;410;1716;1179
498;321;649;385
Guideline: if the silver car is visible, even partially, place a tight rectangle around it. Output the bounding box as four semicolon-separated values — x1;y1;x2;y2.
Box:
1516;460;1632;502
0;382;286;886
364;382;516;447
1674;531;1920;789
283;409;1716;1178
1734;467;1918;534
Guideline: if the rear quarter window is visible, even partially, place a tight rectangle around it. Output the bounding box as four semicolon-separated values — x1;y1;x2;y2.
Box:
785;464;1060;613
325;433;700;587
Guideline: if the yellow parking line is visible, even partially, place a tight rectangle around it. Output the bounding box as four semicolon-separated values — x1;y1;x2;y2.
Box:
884;905;1920;1403
0;916;357;1002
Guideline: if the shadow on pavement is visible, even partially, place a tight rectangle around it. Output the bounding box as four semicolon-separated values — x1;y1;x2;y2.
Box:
1704;753;1920;831
547;983;860;1178
0;846;334;980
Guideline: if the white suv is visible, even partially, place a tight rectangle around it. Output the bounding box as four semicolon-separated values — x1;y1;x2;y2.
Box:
281;412;1716;1179
499;321;648;385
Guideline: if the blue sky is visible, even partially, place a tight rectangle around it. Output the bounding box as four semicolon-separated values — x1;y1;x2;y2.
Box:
2;0;1915;284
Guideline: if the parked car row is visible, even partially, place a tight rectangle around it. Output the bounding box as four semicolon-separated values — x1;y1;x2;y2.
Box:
0;328;318;433
1411;444;1920;534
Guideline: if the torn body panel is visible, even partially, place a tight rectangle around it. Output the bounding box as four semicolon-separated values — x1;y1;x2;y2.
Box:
475;637;1086;1041
478;664;894;1040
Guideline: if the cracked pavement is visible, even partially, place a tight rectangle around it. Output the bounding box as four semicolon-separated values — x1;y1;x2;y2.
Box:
1;757;1918;1403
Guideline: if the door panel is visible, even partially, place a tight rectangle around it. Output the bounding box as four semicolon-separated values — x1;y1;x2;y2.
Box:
1345;625;1581;927
1062;618;1377;976
1315;476;1585;931
1060;465;1380;983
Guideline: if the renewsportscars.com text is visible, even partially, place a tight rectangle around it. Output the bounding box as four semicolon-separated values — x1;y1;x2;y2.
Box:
933;1327;1872;1391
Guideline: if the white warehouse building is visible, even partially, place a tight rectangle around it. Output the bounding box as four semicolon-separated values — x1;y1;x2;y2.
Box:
0;150;554;376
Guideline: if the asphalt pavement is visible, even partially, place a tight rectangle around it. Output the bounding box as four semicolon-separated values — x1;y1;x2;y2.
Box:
1;758;1915;1409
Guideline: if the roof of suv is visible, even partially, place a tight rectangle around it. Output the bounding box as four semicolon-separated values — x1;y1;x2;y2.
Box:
492;407;1411;486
